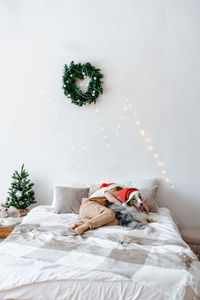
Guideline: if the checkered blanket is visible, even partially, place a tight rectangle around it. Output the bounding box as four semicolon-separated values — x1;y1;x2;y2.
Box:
0;206;199;300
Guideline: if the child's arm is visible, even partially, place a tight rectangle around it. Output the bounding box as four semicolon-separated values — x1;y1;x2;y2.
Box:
104;191;121;205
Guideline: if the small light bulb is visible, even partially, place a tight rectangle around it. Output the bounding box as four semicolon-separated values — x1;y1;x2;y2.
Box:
126;98;129;102
106;144;110;148
154;153;159;158
146;137;152;143
162;170;166;174
66;139;71;144
95;109;99;113
123;107;127;111
80;83;83;87
128;104;132;108
120;116;124;120
104;135;108;139
47;98;52;102
166;178;170;183
158;161;164;166
111;151;115;154
133;112;137;117
117;124;121;129
101;127;105;131
81;120;84;123
116;133;120;137
148;145;153;151
60;131;65;136
140;129;145;136
136;121;140;126
171;185;175;189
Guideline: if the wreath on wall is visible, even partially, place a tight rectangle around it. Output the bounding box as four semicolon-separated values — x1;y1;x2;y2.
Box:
62;61;104;106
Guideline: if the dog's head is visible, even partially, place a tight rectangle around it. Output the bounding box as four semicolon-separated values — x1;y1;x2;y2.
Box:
126;192;144;210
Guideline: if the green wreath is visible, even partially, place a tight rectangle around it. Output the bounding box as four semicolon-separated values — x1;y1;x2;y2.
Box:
62;61;103;106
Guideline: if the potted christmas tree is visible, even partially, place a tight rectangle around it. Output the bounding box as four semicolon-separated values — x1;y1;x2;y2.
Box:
6;164;36;217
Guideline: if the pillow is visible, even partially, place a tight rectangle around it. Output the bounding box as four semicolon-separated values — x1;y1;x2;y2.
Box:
53;186;89;214
51;182;90;208
140;186;158;213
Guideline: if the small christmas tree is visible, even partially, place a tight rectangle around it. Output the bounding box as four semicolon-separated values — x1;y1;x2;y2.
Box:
6;164;36;210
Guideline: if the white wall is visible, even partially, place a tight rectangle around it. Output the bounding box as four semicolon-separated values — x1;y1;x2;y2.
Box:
0;0;200;228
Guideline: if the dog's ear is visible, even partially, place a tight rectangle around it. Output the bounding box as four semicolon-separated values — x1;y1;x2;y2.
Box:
138;193;143;201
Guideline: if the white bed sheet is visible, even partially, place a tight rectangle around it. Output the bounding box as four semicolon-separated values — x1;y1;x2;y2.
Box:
0;205;199;300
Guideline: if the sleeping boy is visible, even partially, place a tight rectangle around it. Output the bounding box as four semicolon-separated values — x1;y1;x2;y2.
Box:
72;183;123;235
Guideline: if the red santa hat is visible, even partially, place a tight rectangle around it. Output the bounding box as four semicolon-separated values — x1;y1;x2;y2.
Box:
118;188;140;203
100;182;118;190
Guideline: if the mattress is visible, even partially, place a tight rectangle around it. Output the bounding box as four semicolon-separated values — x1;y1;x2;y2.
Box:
0;205;199;300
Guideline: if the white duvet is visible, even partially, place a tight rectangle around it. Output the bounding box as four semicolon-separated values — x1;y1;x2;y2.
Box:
0;205;199;300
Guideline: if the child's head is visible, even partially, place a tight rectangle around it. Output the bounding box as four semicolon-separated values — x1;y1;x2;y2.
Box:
110;186;123;198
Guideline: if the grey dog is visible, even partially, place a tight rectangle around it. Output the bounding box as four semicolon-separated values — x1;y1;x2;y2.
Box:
108;203;151;229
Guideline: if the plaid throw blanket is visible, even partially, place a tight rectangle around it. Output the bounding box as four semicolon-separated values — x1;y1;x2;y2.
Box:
0;206;199;300
1;223;196;279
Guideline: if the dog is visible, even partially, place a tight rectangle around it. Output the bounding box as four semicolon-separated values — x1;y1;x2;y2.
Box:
108;192;155;230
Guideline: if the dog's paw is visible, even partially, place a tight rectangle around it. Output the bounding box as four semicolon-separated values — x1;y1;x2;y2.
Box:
142;204;149;214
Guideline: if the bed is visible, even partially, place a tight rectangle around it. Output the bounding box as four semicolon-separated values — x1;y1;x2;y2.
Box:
0;205;199;300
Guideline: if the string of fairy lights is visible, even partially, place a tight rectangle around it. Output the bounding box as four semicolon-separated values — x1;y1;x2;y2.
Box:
94;108;115;155
94;99;174;189
126;98;174;189
42;89;84;168
94;104;129;154
79;110;87;166
42;88;174;189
